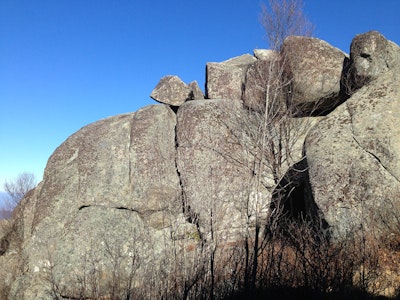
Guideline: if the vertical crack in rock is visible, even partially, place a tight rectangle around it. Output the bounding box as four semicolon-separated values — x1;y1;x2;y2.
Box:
174;122;186;215
347;103;400;184
174;116;201;242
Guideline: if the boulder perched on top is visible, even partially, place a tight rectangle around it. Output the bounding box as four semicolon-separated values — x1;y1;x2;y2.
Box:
150;75;192;106
206;54;256;100
342;31;400;93
281;36;347;116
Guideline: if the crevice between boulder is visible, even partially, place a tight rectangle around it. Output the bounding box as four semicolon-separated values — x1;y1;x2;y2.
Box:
173;120;202;241
174;124;185;215
271;157;329;231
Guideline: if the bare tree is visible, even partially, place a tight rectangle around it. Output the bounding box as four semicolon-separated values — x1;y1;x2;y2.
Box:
0;172;36;221
224;0;317;295
260;0;314;50
3;172;36;206
174;0;315;294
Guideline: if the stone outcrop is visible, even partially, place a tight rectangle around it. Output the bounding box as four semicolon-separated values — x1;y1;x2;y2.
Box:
2;31;400;298
206;54;256;100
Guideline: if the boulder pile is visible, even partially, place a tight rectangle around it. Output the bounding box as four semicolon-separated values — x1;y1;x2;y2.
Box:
1;31;400;299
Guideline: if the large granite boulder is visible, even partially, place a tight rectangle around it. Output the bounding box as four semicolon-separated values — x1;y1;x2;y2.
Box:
281;36;347;116
8;105;199;299
206;54;256;100
305;60;400;237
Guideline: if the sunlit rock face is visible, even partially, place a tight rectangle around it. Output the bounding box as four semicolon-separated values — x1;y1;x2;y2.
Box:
304;33;400;238
280;36;348;116
150;75;192;106
206;54;256;100
2;31;400;299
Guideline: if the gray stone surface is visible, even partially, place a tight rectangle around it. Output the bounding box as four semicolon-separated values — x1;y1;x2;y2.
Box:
242;57;285;111
8;105;193;299
150;75;192;106
305;62;400;237
281;36;347;115
253;49;279;61
342;31;400;93
206;54;256;100
176;99;271;241
188;80;205;99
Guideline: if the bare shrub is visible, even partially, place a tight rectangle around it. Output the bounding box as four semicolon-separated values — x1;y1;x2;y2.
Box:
0;207;12;220
260;0;314;50
1;170;37;255
207;0;318;297
42;234;141;299
3;172;36;207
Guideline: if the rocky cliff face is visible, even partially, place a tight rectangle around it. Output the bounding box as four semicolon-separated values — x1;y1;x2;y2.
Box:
1;31;400;299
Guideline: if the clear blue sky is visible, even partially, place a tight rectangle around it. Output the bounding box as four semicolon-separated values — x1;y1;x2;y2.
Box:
1;0;399;194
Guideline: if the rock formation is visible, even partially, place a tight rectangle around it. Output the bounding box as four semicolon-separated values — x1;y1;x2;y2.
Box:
1;31;400;299
305;31;400;237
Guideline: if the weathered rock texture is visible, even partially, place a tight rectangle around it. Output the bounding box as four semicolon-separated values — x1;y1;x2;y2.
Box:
176;99;270;240
242;57;284;111
253;49;278;61
342;31;400;93
304;32;400;237
150;75;192;106
7;105;194;299
305;70;400;236
281;36;347;115
206;54;256;100
2;31;400;299
188;80;205;99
